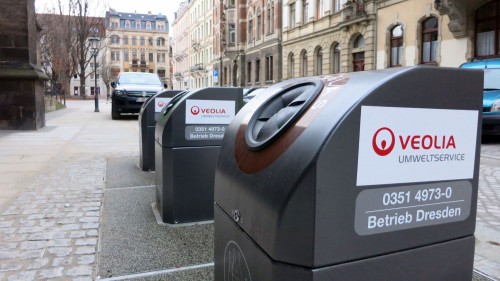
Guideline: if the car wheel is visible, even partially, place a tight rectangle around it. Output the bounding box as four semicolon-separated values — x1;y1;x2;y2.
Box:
111;103;120;120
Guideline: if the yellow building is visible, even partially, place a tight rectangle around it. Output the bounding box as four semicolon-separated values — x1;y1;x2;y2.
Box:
376;0;499;69
105;9;171;86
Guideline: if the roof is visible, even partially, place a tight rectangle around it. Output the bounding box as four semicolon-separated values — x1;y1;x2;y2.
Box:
106;11;168;22
460;59;500;69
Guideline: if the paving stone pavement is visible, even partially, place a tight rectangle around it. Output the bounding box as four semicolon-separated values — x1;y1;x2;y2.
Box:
0;154;105;280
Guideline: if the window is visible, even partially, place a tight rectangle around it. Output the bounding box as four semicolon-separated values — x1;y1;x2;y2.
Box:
148;37;153;46
124;51;129;61
289;53;295;78
229;24;236;45
334;0;341;12
141;21;146;29
421;17;438;64
331;43;340;73
301;50;308;76
140;36;145;46
111;51;120;61
110;35;120;44
123;36;129;44
315;47;323;75
248;17;254;43
247;61;252;83
255;59;261;82
158;70;166;78
132;36;137;45
290;3;296;29
257;11;262;40
132;51;137;60
303;0;309;24
353;35;365;48
266;55;273;81
267;2;274;33
157;37;166;46
390;25;403;66
475;0;500;57
149;53;154;62
140;52;146;62
158;53;166;62
316;0;324;19
353;52;365;71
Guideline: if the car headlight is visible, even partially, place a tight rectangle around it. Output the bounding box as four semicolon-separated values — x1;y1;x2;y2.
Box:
491;99;500;112
114;90;124;95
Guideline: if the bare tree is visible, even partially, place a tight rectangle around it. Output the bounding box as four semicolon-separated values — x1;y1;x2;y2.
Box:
38;11;74;104
70;0;105;99
37;0;106;100
99;45;116;101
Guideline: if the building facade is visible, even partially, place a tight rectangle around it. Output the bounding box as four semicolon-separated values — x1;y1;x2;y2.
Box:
173;0;216;90
171;0;496;90
104;10;171;87
172;1;191;90
376;0;500;69
282;0;377;80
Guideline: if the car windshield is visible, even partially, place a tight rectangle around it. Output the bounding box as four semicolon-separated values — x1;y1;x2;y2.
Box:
118;74;162;86
484;69;500;90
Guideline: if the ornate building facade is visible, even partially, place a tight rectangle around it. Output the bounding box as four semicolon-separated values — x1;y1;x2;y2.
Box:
171;0;494;90
104;10;170;86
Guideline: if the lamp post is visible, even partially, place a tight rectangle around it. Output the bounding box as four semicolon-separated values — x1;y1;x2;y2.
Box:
89;36;101;112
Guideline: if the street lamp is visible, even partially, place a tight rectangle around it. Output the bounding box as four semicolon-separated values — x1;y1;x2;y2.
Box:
89;36;101;112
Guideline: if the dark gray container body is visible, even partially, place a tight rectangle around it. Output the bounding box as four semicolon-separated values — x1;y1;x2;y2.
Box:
139;90;182;171
214;67;483;280
155;87;243;224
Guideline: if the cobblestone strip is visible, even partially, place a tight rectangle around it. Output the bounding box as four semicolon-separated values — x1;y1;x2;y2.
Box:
0;154;106;281
477;162;500;227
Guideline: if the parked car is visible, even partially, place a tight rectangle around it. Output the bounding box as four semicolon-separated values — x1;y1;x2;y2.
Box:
111;72;167;119
460;59;500;135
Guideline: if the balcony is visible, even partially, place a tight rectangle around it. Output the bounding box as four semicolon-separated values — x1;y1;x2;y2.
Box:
174;51;186;62
190;63;206;77
130;59;149;68
191;40;201;51
342;0;366;21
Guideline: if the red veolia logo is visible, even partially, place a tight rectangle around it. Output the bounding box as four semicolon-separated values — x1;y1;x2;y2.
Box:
372;127;395;156
158;101;165;107
191;106;200;115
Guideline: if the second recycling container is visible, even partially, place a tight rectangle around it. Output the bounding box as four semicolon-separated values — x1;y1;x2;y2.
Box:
155;87;243;225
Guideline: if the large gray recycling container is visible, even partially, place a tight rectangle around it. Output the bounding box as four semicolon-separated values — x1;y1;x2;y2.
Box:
138;90;182;171
154;87;243;225
214;66;483;281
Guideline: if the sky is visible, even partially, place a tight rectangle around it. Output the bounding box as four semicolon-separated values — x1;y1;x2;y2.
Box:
35;0;184;32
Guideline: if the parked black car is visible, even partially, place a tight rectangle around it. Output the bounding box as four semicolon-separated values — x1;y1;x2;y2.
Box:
111;72;167;119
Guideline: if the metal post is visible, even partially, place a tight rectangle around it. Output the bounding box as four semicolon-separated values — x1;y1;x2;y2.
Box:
94;51;99;112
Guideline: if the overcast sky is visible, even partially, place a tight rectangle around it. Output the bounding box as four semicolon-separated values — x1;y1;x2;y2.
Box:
35;0;184;34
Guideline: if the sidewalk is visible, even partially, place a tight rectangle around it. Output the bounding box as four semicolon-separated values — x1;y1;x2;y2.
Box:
0;100;499;280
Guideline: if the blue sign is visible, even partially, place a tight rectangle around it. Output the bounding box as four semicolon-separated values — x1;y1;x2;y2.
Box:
213;69;219;77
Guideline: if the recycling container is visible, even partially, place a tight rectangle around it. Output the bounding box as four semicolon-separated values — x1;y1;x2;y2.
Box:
139;90;182;171
155;87;243;225
214;66;482;281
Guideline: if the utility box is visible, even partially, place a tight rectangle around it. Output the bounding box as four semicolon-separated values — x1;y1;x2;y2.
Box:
155;87;243;225
214;67;482;281
139;90;182;171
